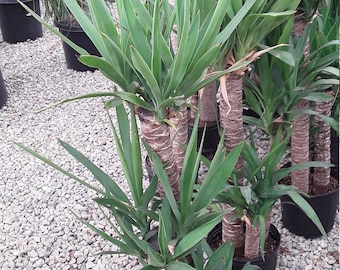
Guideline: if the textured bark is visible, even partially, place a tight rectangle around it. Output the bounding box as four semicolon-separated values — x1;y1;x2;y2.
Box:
244;222;260;260
291;17;311;194
170;106;188;173
292;18;309;57
222;206;244;249
312;98;332;194
292;18;306;36
220;73;245;251
220;73;244;151
265;210;271;240
199;79;219;126
219;74;244;178
138;108;180;199
189;93;198;121
291;100;310;194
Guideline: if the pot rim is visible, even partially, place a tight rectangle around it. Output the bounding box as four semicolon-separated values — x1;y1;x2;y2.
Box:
207;223;281;263
54;19;83;33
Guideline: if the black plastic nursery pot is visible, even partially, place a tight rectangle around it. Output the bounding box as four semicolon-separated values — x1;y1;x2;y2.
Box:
207;223;280;270
0;69;7;108
187;123;220;160
281;185;339;238
243;106;260;120
330;131;339;177
54;20;101;72
0;0;42;43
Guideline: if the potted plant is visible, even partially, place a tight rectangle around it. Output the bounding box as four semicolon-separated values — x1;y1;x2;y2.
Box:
15;102;245;269
188;0;300;162
210;0;301;253
280;1;339;237
309;0;339;194
0;0;42;43
17;0;260;267
242;18;337;140
243;3;339;237
0;67;7;108
42;0;104;71
208;128;327;269
185;1;222;160
21;0;255;199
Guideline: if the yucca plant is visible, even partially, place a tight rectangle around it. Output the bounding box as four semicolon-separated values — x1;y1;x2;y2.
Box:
43;0;115;24
187;1;221;147
309;0;339;195
15;104;162;267
214;128;327;261
242;8;339;237
211;0;301;252
21;0;255;199
216;0;300;159
242;44;296;142
296;0;323;22
282;19;338;195
43;0;88;24
243;12;339;193
243;16;338;140
16;104;159;262
15;104;244;269
144;115;244;269
289;0;320;196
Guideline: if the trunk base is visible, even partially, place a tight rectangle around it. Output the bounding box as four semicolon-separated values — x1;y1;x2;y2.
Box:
207;223;280;270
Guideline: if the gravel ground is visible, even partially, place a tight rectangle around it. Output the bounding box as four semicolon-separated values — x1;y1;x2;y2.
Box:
0;5;339;270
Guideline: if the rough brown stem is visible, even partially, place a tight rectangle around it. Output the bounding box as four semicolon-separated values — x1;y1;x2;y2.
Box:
138;108;180;199
244;222;260;260
189;93;198;121
219;74;244;181
291;100;310;194
312;97;332;194
199;75;218;126
170;106;188;173
222;205;244;249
